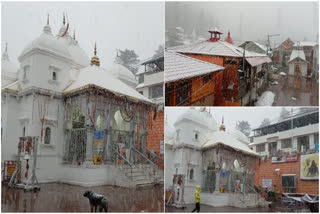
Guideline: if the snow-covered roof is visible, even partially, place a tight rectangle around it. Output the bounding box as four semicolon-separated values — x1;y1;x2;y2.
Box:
63;64;151;103
169;40;267;58
253;42;268;52
246;56;272;67
294;41;317;47
174;108;218;131
231;130;249;145
288;49;308;63
165;50;224;83
202;130;258;156
111;55;137;86
2;80;21;93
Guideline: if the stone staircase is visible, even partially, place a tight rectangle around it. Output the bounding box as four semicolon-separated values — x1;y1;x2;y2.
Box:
119;164;164;188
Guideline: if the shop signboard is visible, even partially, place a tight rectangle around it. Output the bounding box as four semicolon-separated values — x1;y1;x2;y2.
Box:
262;178;272;188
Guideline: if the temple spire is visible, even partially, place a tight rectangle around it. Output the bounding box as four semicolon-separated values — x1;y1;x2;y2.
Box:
43;14;52;34
2;42;9;61
90;42;100;67
219;116;226;131
63;13;66;25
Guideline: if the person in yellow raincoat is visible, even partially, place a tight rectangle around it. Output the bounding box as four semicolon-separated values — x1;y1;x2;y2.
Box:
191;185;200;212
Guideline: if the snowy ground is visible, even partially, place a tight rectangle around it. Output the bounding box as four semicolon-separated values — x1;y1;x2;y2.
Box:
166;204;277;213
1;183;164;212
255;91;275;106
264;74;318;106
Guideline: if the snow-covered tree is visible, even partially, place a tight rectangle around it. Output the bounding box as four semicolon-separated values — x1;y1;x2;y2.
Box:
119;49;139;74
166;27;185;48
153;44;164;59
235;120;251;137
259;118;271;128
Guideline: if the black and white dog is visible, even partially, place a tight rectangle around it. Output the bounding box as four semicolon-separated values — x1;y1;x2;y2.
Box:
83;190;108;212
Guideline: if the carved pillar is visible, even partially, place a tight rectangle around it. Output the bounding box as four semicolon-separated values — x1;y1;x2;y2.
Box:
85;127;93;162
215;170;220;193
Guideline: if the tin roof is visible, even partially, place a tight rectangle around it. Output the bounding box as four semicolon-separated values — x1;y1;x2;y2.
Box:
165;50;224;83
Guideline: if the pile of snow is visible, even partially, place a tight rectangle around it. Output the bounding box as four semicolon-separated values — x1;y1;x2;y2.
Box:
271;81;278;85
255;91;275;106
280;72;287;76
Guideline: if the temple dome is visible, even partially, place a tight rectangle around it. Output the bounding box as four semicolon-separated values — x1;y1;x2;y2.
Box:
165;119;175;141
19;16;89;67
174;108;218;131
111;54;137;87
2;44;18;87
19;29;71;61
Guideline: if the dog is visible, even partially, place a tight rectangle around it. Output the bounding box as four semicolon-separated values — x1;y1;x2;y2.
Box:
83;190;108;212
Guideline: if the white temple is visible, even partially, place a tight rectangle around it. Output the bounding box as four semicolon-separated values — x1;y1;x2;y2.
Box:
165;107;268;208
1;15;162;187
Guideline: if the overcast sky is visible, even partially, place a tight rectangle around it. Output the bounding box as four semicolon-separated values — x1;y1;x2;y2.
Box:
2;1;164;69
166;1;319;46
165;107;308;132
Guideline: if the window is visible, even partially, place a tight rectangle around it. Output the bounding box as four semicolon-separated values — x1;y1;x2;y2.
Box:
139;91;143;95
256;143;265;152
23;127;26;137
23;66;30;80
52;71;57;80
195;133;198;140
298;136;309;152
282;175;296;193
44;127;51;144
314;134;319;146
268;142;277;154
149;85;163;99
281;139;292;149
189;169;194;180
203;74;212;84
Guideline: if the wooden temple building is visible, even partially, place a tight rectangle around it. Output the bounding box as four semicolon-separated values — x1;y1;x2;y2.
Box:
165;28;272;106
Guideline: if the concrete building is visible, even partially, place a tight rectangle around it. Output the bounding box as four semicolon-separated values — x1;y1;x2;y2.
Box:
1;15;163;188
136;54;164;105
165;108;268;208
249;108;319;195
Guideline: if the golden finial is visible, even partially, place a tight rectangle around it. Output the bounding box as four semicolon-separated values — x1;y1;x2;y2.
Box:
219;116;226;131
47;14;49;25
90;42;100;67
63;13;66;25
